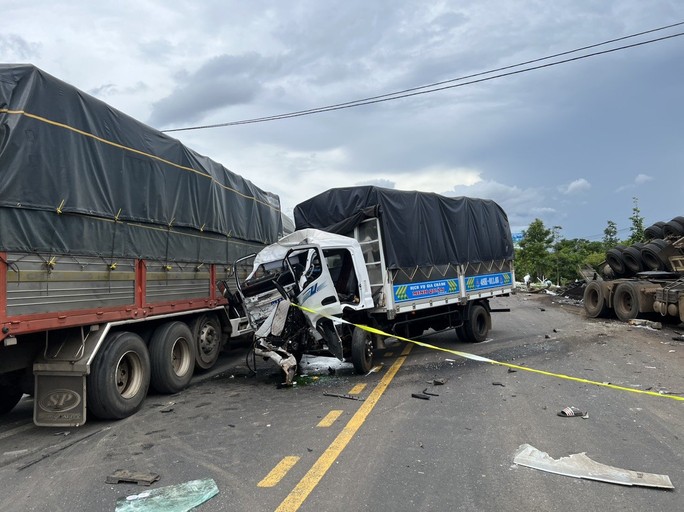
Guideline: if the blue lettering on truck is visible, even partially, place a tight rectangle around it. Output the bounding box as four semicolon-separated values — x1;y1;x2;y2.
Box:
394;279;459;303
465;272;513;292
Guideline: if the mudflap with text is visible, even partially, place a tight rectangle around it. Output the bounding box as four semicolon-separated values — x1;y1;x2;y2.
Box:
34;372;87;427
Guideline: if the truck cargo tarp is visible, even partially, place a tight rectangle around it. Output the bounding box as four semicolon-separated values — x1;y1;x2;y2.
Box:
0;64;282;263
294;186;514;269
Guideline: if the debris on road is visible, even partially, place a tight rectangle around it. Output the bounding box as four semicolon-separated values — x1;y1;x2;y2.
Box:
115;478;219;511
411;393;431;400
432;378;447;385
492;382;506;387
513;444;674;489
422;388;439;397
106;470;160;486
628;319;663;330
323;392;364;401
557;406;588;418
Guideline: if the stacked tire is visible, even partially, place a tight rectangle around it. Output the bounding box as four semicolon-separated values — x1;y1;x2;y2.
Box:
605;215;684;276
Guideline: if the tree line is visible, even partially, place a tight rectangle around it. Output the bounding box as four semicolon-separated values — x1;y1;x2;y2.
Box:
515;197;645;285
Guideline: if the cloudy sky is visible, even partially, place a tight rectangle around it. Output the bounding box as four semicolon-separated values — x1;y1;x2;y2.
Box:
4;1;683;239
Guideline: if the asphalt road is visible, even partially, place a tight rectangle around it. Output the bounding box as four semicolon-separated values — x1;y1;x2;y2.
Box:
0;292;682;511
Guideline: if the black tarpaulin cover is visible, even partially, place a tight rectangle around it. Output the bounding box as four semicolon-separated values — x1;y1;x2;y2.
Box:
294;186;514;269
0;64;281;262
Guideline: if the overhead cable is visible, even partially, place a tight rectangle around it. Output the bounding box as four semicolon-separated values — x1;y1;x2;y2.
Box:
162;22;684;132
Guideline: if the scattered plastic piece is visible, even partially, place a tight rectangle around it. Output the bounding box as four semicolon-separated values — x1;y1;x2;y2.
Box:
433;378;447;385
557;406;587;418
107;469;160;486
422;388;439;397
513;444;674;489
492;382;506;387
115;478;219;511
411;393;431;400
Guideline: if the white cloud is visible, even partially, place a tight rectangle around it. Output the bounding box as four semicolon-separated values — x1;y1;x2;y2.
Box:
3;0;682;241
559;178;591;195
635;173;653;185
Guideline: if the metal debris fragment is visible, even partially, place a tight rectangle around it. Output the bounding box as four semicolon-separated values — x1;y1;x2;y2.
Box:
107;470;160;486
513;444;674;489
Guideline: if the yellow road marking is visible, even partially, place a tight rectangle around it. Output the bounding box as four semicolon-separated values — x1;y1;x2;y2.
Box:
317;410;343;427
348;384;366;395
400;344;412;356
295;304;684;402
258;456;300;488
384;351;395;357
276;345;412;511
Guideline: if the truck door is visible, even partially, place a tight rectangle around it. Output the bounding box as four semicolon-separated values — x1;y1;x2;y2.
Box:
287;246;343;319
286;246;344;359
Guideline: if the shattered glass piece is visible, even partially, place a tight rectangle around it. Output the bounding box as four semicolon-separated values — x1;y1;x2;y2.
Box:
115;478;219;511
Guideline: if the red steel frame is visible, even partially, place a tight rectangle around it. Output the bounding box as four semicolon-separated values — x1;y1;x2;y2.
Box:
0;252;225;342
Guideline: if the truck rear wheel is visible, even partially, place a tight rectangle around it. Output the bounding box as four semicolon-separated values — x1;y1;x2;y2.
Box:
149;321;195;394
0;372;24;415
190;313;223;370
462;303;491;343
87;332;150;420
613;282;641;321
351;326;374;374
583;281;609;318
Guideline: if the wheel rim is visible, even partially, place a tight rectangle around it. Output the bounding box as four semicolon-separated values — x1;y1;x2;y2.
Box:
116;350;145;399
362;332;372;363
171;337;192;377
198;324;218;362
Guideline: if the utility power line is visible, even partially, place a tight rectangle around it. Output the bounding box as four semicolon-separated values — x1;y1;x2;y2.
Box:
162;22;684;133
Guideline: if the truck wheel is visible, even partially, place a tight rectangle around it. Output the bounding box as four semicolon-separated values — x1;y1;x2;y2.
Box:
606;246;627;276
663;220;684;238
351;326;374;374
87;332;150;420
644;222;665;240
149;322;195;394
190;313;223;370
0;372;24;415
622;244;645;274
463;303;491;343
583;281;609;318
613;282;640;321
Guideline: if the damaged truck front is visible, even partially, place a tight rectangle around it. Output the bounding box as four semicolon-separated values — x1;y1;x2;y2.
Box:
236;186;516;383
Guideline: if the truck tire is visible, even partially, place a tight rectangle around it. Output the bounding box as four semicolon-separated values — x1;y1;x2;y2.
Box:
662;220;684;238
641;240;670;271
351;326;374;374
622;243;645;274
190;313;223;370
606;246;628;277
644;222;665;240
462;303;491;343
149;321;195;394
613;282;640;321
0;372;24;415
87;332;150;420
583;281;609;318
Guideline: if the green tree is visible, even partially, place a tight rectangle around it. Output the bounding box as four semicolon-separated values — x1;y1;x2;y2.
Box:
627;196;645;244
603;220;619;249
516;219;554;282
555;238;605;284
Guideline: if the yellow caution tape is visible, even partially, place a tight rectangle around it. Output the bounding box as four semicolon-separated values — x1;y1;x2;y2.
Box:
295;304;684;402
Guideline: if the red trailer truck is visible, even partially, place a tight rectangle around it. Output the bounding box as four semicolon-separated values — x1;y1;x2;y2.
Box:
0;65;282;426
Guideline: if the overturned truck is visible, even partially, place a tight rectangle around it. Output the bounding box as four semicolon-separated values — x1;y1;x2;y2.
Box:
0;64;282;425
235;186;516;382
583;217;684;323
